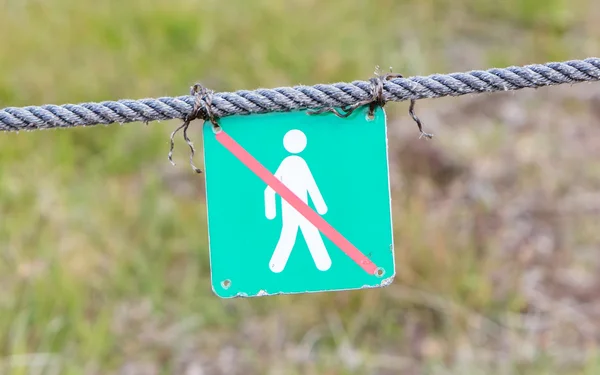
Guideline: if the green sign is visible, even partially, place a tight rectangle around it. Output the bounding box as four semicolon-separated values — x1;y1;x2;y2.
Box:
202;105;395;298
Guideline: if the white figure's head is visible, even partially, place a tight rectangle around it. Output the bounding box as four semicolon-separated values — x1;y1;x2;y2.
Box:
283;129;307;154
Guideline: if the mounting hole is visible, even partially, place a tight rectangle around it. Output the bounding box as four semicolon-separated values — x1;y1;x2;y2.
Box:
221;279;231;289
375;268;385;277
365;112;375;122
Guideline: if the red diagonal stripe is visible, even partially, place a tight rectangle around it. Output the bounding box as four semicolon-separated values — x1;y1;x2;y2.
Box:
213;129;378;275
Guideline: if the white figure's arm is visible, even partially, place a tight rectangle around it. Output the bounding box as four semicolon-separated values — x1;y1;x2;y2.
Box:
265;165;283;220
265;185;276;219
305;165;327;215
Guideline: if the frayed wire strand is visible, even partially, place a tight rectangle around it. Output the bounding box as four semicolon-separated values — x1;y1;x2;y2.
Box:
168;121;188;167
409;99;433;139
182;119;202;173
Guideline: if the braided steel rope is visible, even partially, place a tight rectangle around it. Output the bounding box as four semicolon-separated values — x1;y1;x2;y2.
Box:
1;57;600;132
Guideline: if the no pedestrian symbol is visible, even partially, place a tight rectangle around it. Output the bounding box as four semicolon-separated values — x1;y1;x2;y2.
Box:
202;106;395;298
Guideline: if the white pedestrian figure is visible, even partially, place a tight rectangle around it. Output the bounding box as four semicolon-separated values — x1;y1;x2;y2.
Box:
264;129;332;273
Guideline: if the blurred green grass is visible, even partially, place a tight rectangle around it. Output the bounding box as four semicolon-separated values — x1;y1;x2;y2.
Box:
1;0;600;374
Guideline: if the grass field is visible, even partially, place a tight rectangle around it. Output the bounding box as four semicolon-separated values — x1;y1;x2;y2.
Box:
2;0;600;374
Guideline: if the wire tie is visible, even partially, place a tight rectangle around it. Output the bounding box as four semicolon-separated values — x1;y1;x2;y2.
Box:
168;83;221;174
308;66;433;139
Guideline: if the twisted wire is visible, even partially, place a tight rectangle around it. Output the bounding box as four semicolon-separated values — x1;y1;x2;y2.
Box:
1;57;599;132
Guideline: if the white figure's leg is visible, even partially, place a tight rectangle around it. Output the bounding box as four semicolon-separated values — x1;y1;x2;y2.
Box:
269;222;299;273
299;222;332;271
